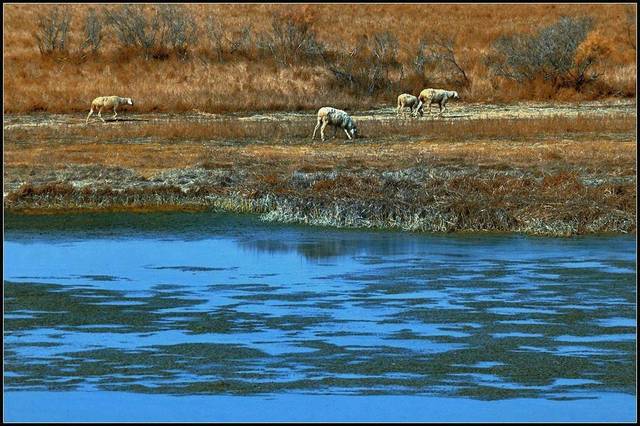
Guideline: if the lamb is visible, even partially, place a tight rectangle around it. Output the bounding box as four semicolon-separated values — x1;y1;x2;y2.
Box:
415;88;460;116
396;93;420;118
311;107;358;142
86;96;134;123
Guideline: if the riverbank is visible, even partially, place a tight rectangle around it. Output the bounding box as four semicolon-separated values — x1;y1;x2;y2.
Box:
4;104;636;236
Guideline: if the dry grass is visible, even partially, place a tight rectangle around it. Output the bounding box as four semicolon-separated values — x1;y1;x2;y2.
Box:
5;114;635;145
4;116;636;178
6;164;635;236
3;4;636;113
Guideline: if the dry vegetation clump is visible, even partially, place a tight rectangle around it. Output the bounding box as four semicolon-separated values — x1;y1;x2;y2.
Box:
3;3;636;113
255;169;636;235
6;165;635;236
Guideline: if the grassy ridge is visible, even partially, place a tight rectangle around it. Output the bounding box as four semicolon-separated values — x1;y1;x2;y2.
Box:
3;4;636;113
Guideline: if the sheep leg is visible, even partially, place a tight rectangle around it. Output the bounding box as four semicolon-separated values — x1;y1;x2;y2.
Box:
312;120;322;140
439;102;445;115
113;105;118;119
97;107;105;123
343;128;352;140
86;107;94;124
320;121;328;142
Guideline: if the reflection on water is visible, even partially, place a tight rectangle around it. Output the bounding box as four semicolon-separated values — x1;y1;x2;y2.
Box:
3;212;637;418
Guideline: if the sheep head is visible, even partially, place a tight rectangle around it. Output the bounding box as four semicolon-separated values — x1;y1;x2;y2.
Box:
349;123;358;138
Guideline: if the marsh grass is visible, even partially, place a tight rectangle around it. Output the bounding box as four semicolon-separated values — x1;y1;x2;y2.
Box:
7;168;634;236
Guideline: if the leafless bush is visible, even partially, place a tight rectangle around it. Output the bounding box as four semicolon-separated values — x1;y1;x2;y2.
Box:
256;12;325;66
103;4;158;57
414;35;470;87
204;16;253;63
81;8;103;54
486;16;600;90
325;32;403;96
204;15;225;62
156;4;198;60
413;41;429;81
623;5;636;50
34;6;72;55
229;25;253;57
104;4;197;60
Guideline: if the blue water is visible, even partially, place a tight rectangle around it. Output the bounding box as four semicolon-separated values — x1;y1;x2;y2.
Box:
3;212;637;422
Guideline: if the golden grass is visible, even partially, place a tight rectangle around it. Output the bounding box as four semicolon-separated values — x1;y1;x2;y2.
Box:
4;121;636;179
6;114;635;145
3;3;636;113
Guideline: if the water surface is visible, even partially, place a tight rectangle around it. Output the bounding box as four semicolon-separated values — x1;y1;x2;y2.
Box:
3;212;637;421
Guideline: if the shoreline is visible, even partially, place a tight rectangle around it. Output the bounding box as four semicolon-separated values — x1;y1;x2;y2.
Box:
4;173;635;237
4;205;635;239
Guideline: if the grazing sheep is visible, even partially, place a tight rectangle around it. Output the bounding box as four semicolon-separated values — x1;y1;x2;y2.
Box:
312;107;358;142
396;93;420;118
415;88;460;116
86;96;134;123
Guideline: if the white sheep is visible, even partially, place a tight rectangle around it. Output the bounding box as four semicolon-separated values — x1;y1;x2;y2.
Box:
396;93;420;118
86;96;134;123
415;88;460;116
311;107;358;142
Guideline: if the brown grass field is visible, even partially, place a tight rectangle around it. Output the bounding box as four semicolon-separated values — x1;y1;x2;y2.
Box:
3;3;637;113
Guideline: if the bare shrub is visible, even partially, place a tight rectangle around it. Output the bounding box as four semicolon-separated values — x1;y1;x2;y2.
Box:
623;4;636;50
103;4;158;57
34;6;72;55
103;4;197;60
81;8;103;54
414;34;470;87
204;15;253;63
229;25;253;58
156;4;198;60
204;15;225;62
256;11;325;67
325;32;403;96
412;40;429;83
486;16;603;91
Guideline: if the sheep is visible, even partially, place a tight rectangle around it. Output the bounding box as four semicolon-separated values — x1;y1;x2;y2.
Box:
86;96;134;124
415;88;460;116
311;107;358;142
396;93;420;118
